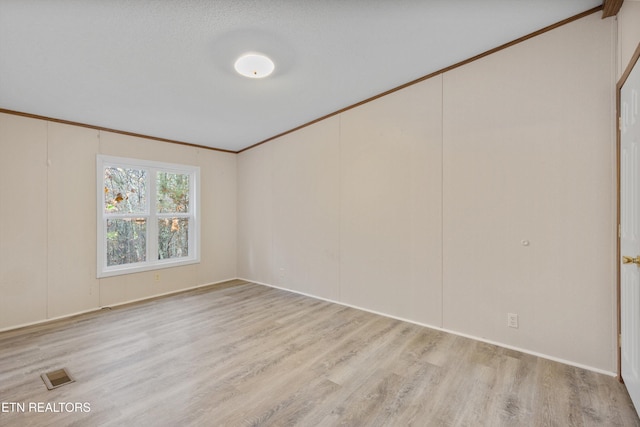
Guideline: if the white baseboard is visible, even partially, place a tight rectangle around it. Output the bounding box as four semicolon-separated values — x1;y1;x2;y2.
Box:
1;276;617;378
238;277;617;377
0;307;103;334
0;278;237;334
99;277;238;310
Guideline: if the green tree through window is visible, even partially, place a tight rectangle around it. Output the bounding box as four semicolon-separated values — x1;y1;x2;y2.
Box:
157;172;190;260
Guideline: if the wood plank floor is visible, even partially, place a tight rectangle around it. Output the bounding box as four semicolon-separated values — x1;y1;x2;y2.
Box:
0;280;638;426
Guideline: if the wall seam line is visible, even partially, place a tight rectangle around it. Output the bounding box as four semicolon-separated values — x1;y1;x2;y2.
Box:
338;115;342;302
440;74;445;330
46;121;50;320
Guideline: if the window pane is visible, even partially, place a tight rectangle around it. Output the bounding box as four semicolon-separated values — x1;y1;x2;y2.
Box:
106;218;147;266
157;172;189;213
104;167;147;214
158;218;189;260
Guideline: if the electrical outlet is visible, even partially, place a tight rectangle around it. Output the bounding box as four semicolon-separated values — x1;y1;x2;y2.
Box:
507;313;518;329
154;273;160;282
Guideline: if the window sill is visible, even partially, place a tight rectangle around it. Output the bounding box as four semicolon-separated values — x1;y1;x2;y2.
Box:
97;257;200;279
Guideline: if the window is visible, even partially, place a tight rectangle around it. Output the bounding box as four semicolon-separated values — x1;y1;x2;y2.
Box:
97;155;200;277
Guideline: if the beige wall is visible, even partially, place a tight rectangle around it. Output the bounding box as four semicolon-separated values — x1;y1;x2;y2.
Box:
0;114;237;330
442;14;616;371
339;77;443;325
237;142;274;285
272;117;341;300
0;115;48;327
237;13;618;372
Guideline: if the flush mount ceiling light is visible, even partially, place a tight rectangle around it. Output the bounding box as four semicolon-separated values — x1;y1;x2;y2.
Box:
234;53;275;78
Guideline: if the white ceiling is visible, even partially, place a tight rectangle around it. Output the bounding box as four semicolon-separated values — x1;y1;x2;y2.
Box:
0;0;603;152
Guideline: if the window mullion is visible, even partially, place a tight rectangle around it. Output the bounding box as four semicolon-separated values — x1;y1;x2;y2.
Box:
148;168;158;264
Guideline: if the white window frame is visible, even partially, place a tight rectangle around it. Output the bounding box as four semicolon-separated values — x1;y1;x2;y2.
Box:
97;155;200;278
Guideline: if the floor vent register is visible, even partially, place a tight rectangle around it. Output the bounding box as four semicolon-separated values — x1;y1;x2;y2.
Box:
41;368;75;390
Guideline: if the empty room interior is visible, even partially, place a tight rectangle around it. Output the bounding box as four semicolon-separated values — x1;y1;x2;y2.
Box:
2;0;640;425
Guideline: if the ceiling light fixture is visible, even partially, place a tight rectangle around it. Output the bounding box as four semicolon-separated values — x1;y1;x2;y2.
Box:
234;53;275;78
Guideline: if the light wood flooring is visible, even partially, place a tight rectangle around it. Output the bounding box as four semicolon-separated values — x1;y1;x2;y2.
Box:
0;280;638;426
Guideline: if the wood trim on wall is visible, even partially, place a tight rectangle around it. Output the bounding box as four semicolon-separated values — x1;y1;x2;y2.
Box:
619;43;640;88
603;0;625;18
238;5;603;154
0;108;236;154
616;42;640;381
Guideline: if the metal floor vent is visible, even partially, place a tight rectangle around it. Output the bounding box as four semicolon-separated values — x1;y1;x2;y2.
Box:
41;368;74;390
